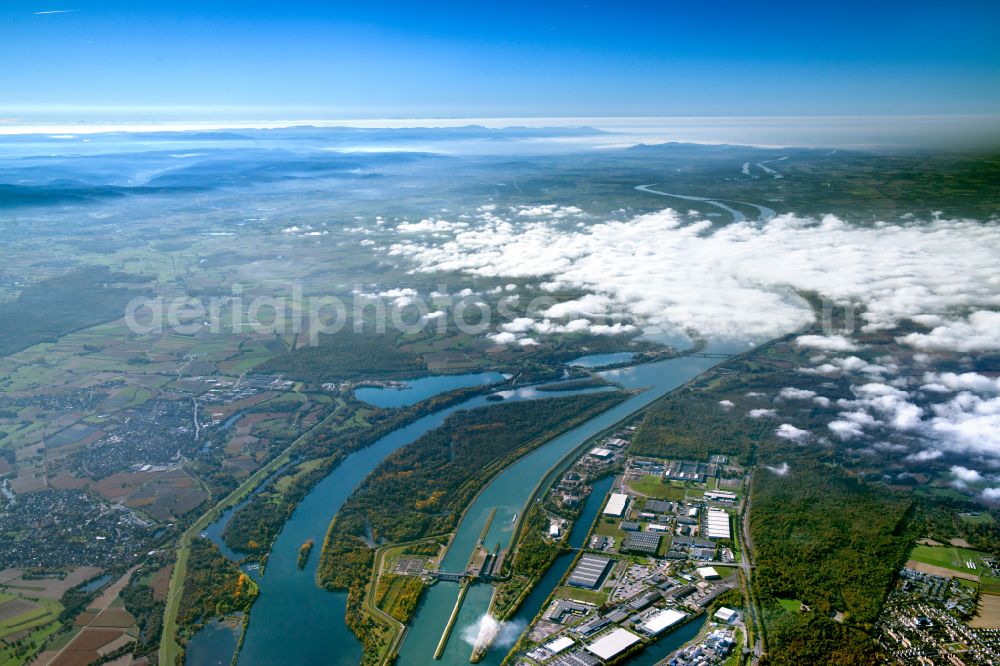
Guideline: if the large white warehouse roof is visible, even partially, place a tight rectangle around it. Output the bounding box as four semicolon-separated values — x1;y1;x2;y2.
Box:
603;492;629;516
586;628;641;660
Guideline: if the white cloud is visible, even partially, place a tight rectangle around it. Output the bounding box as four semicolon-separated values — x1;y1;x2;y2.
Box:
828;419;865;440
498;316;635;337
906;449;943;462
981;487;1000;501
950;465;984;484
718;400;735;411
765;462;790;476
803;356;890;377
396;218;469;233
389;209;1000;345
922;372;1000;394
795;334;860;352
779;387;817;400
748;408;777;419
926;393;1000;458
489;332;518;345
514;204;584;218
899;311;1000;352
544;294;616;319
776;424;810;441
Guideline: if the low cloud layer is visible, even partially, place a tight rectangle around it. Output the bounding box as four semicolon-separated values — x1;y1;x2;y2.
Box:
389;207;1000;345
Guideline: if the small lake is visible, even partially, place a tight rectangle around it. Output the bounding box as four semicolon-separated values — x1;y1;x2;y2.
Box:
185;618;240;666
80;574;112;592
353;371;508;408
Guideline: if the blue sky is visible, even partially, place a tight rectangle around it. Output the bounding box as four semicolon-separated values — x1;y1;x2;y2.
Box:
2;1;1000;119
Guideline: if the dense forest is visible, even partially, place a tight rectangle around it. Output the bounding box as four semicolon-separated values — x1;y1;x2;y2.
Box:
121;563;170;658
0;266;148;356
374;574;424;623
175;538;259;642
257;328;424;382
750;454;913;623
320;391;626;558
316;391;627;662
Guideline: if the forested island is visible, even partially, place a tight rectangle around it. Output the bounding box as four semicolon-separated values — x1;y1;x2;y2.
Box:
297;539;314;569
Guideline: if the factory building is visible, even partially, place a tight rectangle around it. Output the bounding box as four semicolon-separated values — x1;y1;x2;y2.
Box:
568;554;612;589
705;508;731;539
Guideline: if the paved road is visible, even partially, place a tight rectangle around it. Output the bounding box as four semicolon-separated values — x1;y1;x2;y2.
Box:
738;474;765;664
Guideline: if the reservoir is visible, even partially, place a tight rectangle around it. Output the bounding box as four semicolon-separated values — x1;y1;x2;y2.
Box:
395;343;737;665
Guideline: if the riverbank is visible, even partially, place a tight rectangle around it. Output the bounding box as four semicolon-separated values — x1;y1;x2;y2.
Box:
395;345;739;665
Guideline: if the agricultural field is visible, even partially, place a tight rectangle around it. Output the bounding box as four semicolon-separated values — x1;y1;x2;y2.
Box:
907;544;993;578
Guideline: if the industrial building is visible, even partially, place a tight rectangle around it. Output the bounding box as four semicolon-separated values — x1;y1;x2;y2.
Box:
590;447;612;459
665;460;708;483
640;608;687;635
568;554;612;589
623;531;661;554
704;490;737;503
705;508;731;539
603;492;629;517
697;566;720;579
585;628;642;661
644;499;671;513
714;607;738;623
546;636;575;654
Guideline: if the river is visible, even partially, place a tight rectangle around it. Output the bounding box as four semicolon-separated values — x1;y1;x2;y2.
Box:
186;380;612;665
189;342;740;665
567;352;636;368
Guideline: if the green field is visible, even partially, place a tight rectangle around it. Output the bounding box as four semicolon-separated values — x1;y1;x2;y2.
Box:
629;476;686;500
714;566;739;580
777;598;803;613
554;586;609;606
724;628;743;666
909;544;991;576
0;595;63;666
980;575;1000;595
958;512;996;527
593;517;626;543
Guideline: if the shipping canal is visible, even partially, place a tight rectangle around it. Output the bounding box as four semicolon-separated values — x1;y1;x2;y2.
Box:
395;342;738;665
